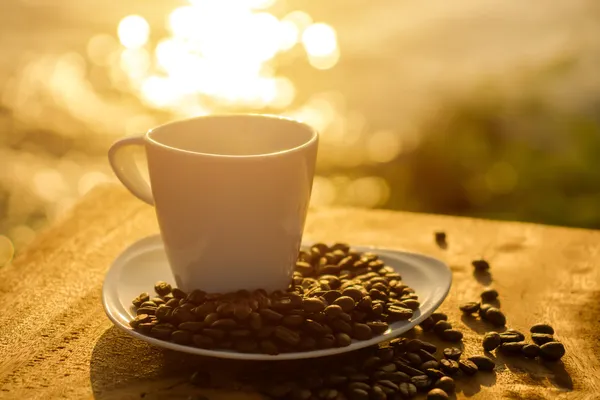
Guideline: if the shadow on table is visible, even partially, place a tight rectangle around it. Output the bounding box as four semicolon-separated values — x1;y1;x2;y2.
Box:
89;327;262;400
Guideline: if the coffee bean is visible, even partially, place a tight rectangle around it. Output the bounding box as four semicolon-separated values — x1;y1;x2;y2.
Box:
256;325;275;339
318;388;340;399
379;362;397;373
274;326;300;346
418;349;437;364
171;330;192;345
479;303;492;318
259;308;283;322
129;313;152;329
194;302;216;318
376;379;399;392
304;319;327;336
232;302;252;320
459;302;480;314
335;333;352;347
483;307;506;327
398;382;417;398
298;336;317;351
296;261;314;277
540;341;565;361
137;307;156;316
324;304;343;318
230;329;252;338
411;375;432;390
154;281;172;296
499;341;527;355
402;300;420;310
259;339;279;355
439;359;459;375
155;305;173;321
431;312;448;322
377;346;395;362
440;329;463;342
434;376;455;394
458;360;478;375
140;301;157;309
530;323;554;335
425;368;445;380
480;288;499;302
371;303;384;316
137;321;156;333
420;317;436;331
348;388;369;400
303;298;327;313
405;339;423;352
472;259;490;271
420;360;440;370
333;296;355;313
435;231;447;248
532;333;555;346
482;332;502;351
395;361;424;377
248;312;262;330
433;321;452;335
170;288;186;299
352;323;373;340
177;321;203;332
132;292;150;307
522;343;540;358
387;306;413;320
166;298;180;308
202;328;226;340
443;347;462;360
427;388;449;400
468;355;495;371
348;382;371;391
367;321;389;335
173;307;196;323
150;324;173;340
500;330;525;343
282;314;305;328
234;338;258;353
151;297;166;306
382;371;411;383
211;318;237;330
329;319;353;335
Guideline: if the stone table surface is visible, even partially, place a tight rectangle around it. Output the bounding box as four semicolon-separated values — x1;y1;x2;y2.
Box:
0;184;599;400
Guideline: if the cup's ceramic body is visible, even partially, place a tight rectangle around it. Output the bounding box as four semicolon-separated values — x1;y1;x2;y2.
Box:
108;114;318;293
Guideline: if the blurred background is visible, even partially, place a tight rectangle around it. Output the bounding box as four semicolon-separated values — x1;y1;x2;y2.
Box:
1;0;600;263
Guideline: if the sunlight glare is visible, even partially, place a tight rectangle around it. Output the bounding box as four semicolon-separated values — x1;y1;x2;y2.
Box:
118;15;150;49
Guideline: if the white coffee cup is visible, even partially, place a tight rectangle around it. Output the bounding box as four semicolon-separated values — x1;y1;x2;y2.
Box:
108;114;318;293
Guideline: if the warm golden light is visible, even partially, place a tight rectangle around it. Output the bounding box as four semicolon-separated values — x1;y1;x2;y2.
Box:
118;15;150;49
302;23;338;57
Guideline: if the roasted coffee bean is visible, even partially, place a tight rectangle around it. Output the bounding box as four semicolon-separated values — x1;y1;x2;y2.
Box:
540;342;565;361
178;321;204;332
274;326;300;346
303;298;327;313
259;339;279;355
482;331;502;351
468;355;495;371
499;341;527;355
355;296;372;311
304;319;327;336
401;300;420;311
211;318;237;330
522;343;540;358
333;296;355;312
321;290;342;304
377;346;395;362
405;339;424;352
234;338;258;353
439;359;459;375
420;317;436;331
352;323;373;340
443;347;462;360
479;303;492;318
433;321;452;335
395;361;424;377
173;307;196;323
459;302;480;314
201;328;226;340
348;382;371;391
367;321;389;335
150;324;174;340
298;336;317;351
398;382;418;398
171;330;192;345
296;261;314;276
129;313;152;329
194;302;217;318
154;281;172;296
530;323;554;335
203;312;220;326
532;333;555;345
371;303;384;316
137;307;156;316
329;319;353;335
500;330;525;343
440;329;463;342
379;362;397;373
256;325;275;339
480;288;499;302
427;388;449;400
335;333;352;347
140;301;157;309
418;349;437;363
230;329;252;338
483;307;506;326
259;308;283;322
411;375;432;390
151;297;166;306
290;388;312;400
166;298;180;308
458;360;478;375
282;314;305;328
348;388;369;400
155;305;173;321
324;304;343;318
318;388;340;399
434;376;455;394
472;259;490;271
319;265;341;276
382;371;411;383
425;369;445;380
370;386;387;400
362;356;381;370
376;379;399;392
348;372;370;382
248;312;262;330
132;292;150;307
170;288;186;299
232;302;252;320
434;231;447;248
387;306;413;320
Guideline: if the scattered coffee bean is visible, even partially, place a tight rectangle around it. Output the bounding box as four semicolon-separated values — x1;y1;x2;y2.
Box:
443;347;462;360
421;360;440;370
468;355;495;371
472;259;490;271
459;301;480;314
434;376;455;393
171;330;193;345
411;375;432;390
154;281;172;296
483;331;502;351
433;321;452;335
427;388;449;400
480;288;499;302
482;307;506;327
499;341;527;355
430;312;448;323
398;382;418;398
540;341;565;361
132;292;150;308
499;329;525;343
478;303;492;319
440;329;463;342
522;343;540;358
439;359;460;375
434;231;447;249
458;360;478;375
532;333;555;346
530;323;554;335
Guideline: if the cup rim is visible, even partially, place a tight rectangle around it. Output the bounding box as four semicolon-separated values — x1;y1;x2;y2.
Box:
145;113;318;159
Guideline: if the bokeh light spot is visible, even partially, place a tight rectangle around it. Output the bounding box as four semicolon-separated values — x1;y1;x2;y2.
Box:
118;15;150;49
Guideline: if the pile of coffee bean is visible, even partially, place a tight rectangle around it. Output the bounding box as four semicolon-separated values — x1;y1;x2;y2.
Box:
458;288;506;327
481;323;565;362
188;337;495;399
417;312;463;343
130;243;422;354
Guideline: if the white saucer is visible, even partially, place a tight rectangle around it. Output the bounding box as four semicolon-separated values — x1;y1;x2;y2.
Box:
102;235;452;361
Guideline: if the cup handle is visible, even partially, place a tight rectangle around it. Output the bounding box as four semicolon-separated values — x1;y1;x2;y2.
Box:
108;135;155;206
